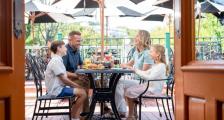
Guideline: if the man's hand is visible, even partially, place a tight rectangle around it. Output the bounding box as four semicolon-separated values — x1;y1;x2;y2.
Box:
77;74;89;85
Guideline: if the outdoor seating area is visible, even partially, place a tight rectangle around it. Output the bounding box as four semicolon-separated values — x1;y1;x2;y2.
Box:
2;0;224;119
24;35;224;119
25;49;175;120
21;0;224;120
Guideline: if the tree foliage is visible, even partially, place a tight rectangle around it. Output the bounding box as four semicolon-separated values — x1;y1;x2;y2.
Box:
196;14;224;37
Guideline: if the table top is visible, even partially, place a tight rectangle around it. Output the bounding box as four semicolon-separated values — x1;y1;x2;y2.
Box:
75;68;134;74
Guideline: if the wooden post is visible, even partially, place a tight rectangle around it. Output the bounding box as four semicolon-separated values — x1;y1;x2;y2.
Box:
97;0;105;60
30;12;35;43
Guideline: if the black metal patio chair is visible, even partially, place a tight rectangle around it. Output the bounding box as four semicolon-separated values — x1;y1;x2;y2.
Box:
135;47;175;120
135;77;175;120
28;54;76;120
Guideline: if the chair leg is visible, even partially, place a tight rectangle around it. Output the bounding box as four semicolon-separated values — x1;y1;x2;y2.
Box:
110;100;121;120
166;99;172;120
162;99;169;120
139;98;142;120
46;99;51;118
41;100;47;120
156;99;162;117
171;98;175;113
32;100;38;120
69;98;72;120
87;99;97;120
36;100;43;120
134;103;138;119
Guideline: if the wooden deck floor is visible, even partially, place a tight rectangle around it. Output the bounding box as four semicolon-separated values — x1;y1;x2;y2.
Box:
25;81;174;120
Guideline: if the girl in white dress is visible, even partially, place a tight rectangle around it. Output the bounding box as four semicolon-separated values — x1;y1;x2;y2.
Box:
125;44;167;120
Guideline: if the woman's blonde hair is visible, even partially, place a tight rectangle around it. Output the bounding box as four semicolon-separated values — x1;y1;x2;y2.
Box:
138;30;151;49
152;44;169;75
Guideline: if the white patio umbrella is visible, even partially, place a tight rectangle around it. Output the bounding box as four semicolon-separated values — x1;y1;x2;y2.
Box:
142;7;173;32
153;0;173;9
25;1;75;42
129;0;146;4
53;0;169;58
52;0;145;58
52;0;106;57
200;0;224;13
109;17;164;31
72;6;143;52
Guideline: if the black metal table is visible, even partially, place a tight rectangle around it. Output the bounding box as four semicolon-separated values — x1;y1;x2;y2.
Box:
76;68;133;120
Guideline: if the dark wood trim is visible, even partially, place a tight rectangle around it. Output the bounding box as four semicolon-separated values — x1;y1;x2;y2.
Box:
175;0;224;119
174;0;196;119
0;0;13;71
0;0;25;120
0;62;4;66
180;0;195;66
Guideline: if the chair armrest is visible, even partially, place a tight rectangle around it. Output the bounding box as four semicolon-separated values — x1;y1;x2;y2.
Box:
145;77;173;82
138;77;173;97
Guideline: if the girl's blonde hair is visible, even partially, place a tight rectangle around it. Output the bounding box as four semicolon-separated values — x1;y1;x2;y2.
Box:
138;30;151;49
152;44;166;64
152;44;169;75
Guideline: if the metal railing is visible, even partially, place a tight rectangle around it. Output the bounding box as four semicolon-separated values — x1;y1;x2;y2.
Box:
25;36;224;62
25;36;224;80
79;37;174;63
196;37;224;60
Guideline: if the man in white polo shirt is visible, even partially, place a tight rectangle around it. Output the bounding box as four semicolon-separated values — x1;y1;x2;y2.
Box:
45;41;87;120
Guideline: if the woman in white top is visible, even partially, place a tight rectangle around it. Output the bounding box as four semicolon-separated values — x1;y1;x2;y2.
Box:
125;44;167;120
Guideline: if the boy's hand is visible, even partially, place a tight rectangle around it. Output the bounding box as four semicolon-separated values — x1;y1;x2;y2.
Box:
120;63;126;68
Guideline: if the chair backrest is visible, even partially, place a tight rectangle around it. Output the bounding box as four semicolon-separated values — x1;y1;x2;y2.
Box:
167;47;174;89
28;54;45;98
165;77;174;97
126;47;135;62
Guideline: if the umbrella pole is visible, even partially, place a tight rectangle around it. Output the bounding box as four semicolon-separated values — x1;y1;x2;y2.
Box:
30;12;36;43
198;9;201;38
98;0;105;60
106;16;108;51
31;21;34;43
169;14;171;33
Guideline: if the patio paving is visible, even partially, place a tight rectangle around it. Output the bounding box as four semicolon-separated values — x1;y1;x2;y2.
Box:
25;81;174;120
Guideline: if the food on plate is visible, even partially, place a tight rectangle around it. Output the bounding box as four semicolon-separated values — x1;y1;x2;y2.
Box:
97;64;105;69
83;63;106;69
84;59;91;65
88;64;98;69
